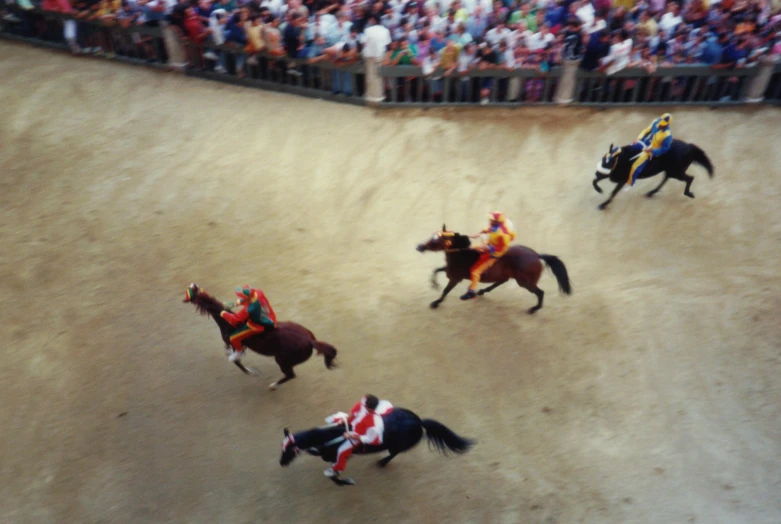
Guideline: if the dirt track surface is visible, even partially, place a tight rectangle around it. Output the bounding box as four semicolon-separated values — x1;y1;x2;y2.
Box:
2;42;781;524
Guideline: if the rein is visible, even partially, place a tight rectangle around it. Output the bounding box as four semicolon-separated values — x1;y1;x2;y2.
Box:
323;417;351;447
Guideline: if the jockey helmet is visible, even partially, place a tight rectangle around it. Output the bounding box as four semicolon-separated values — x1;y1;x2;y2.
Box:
488;211;506;223
658;113;672;127
364;394;379;411
235;285;256;302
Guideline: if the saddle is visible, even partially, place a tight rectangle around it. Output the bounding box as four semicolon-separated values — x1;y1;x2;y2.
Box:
316;409;415;455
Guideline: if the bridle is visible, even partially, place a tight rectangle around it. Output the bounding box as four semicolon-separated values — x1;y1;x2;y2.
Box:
435;231;472;253
282;433;301;457
597;148;622;174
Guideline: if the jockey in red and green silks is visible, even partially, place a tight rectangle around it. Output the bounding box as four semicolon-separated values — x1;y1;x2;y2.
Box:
220;285;277;359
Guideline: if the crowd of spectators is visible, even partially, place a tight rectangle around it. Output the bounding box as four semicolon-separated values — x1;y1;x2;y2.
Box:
4;0;781;99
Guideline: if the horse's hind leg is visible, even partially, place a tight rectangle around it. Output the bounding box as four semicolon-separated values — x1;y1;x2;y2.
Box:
681;173;695;198
526;285;544;315
645;175;670;198
377;452;397;468
269;365;296;391
478;280;507;296
599;182;625;210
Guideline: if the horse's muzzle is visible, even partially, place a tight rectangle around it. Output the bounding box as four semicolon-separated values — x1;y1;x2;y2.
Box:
416;244;426;253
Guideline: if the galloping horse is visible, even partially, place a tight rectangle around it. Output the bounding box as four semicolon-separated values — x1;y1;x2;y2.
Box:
280;408;474;486
593;139;714;210
416;226;572;313
183;283;337;390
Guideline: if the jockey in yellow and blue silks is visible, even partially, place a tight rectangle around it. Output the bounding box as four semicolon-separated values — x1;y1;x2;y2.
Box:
627;113;673;187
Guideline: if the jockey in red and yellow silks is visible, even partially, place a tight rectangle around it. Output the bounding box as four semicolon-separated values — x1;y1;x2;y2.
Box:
323;394;394;478
461;211;517;301
220;285;277;361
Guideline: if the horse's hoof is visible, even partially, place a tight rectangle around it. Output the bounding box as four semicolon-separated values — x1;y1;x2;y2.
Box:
645;192;656;198
598;204;608;211
247;367;261;377
430;301;440;309
527;307;541;315
685;192;695;199
268;383;278;391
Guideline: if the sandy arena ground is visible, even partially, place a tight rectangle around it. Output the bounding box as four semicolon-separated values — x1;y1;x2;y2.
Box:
1;42;781;524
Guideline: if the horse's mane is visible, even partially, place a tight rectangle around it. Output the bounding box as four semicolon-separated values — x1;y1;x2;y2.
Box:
192;291;225;317
448;233;472;250
294;424;345;447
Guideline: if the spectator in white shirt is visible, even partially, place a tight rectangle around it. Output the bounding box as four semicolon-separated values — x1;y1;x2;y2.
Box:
659;4;682;34
510;20;532;48
527;23;555;51
485;21;511;48
575;0;595;28
362;15;392;59
601;29;633;75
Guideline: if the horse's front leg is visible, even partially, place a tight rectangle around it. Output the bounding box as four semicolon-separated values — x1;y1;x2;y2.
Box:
599;181;625;210
430;266;447;289
593;173;608;194
233;360;261;377
430;279;459;309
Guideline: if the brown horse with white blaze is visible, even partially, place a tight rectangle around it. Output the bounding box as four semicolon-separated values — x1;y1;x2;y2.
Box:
416;226;572;313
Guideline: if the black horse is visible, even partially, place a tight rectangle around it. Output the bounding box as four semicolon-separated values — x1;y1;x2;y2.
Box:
593;139;714;210
280;408;474;486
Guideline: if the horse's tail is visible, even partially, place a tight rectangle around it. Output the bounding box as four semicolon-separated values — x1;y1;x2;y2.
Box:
421;419;475;456
690;144;714;178
540;255;572;295
312;341;337;369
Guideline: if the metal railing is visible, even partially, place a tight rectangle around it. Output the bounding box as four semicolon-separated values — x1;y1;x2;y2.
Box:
765;63;781;104
575;65;759;106
3;9;780;108
379;65;561;106
1;7;168;68
182;41;365;105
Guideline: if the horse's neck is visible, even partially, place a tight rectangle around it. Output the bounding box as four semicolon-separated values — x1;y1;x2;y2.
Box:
295;425;345;448
207;308;233;339
445;249;476;264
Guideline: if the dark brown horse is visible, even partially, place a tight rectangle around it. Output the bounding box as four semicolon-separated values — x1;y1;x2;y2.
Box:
183;283;337;390
416;226;572;313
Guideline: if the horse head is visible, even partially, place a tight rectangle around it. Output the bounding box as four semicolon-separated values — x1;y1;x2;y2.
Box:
280;428;299;466
182;283;234;340
596;143;623;176
416;225;472;253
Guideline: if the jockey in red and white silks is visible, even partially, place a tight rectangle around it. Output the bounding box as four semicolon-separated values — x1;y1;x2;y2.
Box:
324;394;393;477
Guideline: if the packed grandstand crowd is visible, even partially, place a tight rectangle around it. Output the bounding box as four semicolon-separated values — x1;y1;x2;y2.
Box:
3;0;781;77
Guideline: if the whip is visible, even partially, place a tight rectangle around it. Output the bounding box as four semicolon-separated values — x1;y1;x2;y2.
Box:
630;140;650;161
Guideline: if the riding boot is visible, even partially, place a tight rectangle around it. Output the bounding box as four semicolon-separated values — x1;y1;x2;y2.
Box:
460;290;478;300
